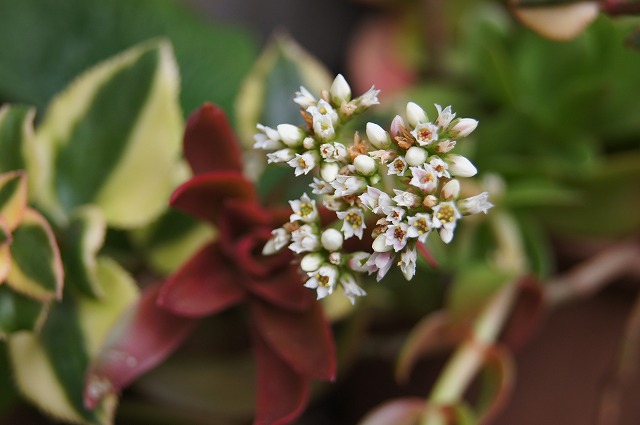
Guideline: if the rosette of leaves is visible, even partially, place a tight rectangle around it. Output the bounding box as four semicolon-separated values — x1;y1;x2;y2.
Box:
0;39;189;425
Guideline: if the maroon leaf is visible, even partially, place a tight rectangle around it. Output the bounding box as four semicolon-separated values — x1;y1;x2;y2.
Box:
358;397;425;425
250;298;336;381
501;276;545;351
183;103;244;175
245;263;313;312
158;242;246;317
474;345;515;425
170;172;257;224
251;325;310;425
84;283;198;409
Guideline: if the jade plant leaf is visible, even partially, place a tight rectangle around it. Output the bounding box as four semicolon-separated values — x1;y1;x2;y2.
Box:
35;39;183;229
0;105;38;185
0;285;48;338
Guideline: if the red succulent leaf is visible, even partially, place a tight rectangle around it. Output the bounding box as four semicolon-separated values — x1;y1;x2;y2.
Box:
250;298;336;381
245;264;313;312
216;199;274;247
170;172;257;224
251;325;310;425
158;242;246;317
183;103;244;175
84;283;198;409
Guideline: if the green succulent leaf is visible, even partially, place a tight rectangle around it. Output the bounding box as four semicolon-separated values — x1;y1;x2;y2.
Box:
0;171;28;232
0;105;38;180
0;285;48;338
7;208;63;302
7;257;138;425
35;40;183;228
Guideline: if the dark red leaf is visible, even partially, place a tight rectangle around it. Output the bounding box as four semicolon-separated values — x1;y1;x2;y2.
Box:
501;276;545;351
170;172;257;224
183;103;244;175
250;298;336;381
84;283;198;409
251;325;310;425
245;264;313;312
158;242;246;317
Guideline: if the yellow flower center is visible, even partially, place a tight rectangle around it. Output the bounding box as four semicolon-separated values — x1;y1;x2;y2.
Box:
436;204;456;224
414;217;429;234
346;211;362;229
316;273;331;287
299;202;314;217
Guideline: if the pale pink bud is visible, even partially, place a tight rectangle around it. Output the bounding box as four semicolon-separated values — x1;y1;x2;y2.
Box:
390;115;406;138
366;122;390;148
447;154;477;178
441;179;461;200
449;118;478;138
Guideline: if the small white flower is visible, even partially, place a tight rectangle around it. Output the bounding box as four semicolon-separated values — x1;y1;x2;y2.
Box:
405;146;427;167
336;207;366;239
287;152;318;176
359;186;392;214
340;273;367;304
320;161;340;182
330;74;352;103
392;189;421;208
366;122;390;149
365;252;396;282
400;245;417;280
385;221;410;252
331;174;366;197
382;205;406;225
409;166;438;193
406;102;428;127
254;124;282;150
441;179;461;201
354;154;377;176
311;112;335;141
435;104;456;129
458;192;493;215
388;156;408;176
372;233;393;252
262;227;291;255
267;148;295;164
348;251;371;272
319;143;336;161
308;99;339;125
428;156;450;178
323;196;346;211
321;228;344;251
369;149;395;165
305;264;338;299
294;86;317;109
300;253;324;272
289;193;318;223
355;86;380;109
407;213;431;243
310;177;334;195
333;142;349;162
449;118;478;138
290;224;320;253
411;122;439;146
435;139;456;154
447;154;477;178
302;136;316;150
431;202;462;244
277;124;305;147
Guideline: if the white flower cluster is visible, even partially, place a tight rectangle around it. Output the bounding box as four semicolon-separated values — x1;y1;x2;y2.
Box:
257;75;492;304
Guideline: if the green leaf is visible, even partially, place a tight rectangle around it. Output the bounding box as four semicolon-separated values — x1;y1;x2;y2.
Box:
472;346;514;424
35;40;183;228
63;207;107;299
503;179;581;208
7;208;63;302
0;105;36;175
0;285;48;338
0;171;28;231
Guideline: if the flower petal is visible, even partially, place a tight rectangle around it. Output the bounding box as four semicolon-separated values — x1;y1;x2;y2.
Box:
84;283;198;409
250;298;336;381
158;242;246;317
251;324;310;425
170;172;257;224
183;103;244;175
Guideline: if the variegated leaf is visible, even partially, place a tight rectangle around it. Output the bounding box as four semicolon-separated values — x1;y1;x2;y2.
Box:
35;39;183;228
6;208;63;302
0;285;49;338
0;105;40;195
0;170;28;232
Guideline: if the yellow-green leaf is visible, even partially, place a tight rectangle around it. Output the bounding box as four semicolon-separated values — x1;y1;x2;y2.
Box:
0;170;28;231
35;39;183;228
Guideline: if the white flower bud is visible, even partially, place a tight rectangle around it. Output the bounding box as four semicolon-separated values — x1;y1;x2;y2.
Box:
449;118;478;138
405;146;427;166
447;154;477;178
406;102;427;127
277;124;304;147
320;161;340;182
330;74;352;103
301;253;324;272
372;234;393;252
441;179;461;200
348;251;371;272
303;136;316;150
353;154;377;176
390;115;406;138
366;122;390;149
321;228;344;251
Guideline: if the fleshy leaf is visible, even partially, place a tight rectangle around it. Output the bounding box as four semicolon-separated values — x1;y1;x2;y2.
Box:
0;170;28;231
473;346;515;424
35;39;182;228
0;105;39;190
158;242;246;317
183;103;244;175
0;285;48;338
357;397;425;425
252;325;310;425
85;282;197;409
63;206;107;298
7;208;63;301
251;298;336;381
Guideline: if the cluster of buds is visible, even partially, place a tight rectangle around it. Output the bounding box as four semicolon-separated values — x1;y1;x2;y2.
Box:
256;75;492;304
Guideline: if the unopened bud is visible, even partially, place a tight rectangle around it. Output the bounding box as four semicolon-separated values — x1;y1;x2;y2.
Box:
348;251;371;272
406;102;427;127
330;74;352;104
277;124;304;147
372;234;393;252
449;118;478;138
353;154;377;176
447;154;477;178
441;179;461;200
302;136;316;150
405;146;427;166
320;161;340;182
423;195;438;208
321;228;344;251
390;115;406;138
301;253;324;272
366;122;390;149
